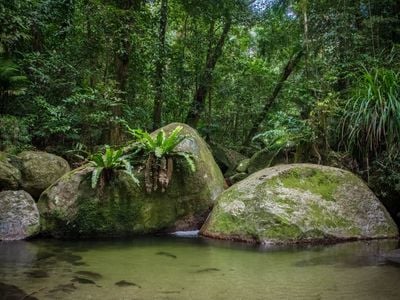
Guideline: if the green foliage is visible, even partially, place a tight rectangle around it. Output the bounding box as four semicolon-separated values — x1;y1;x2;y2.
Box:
369;152;400;223
126;125;196;193
341;67;400;158
0;115;32;154
2;0;400;215
0;56;27;98
89;146;139;189
130;126;182;156
252;111;315;151
128;125;196;172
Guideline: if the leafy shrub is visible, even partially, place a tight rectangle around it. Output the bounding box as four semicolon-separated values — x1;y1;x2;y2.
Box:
341;67;400;158
0;115;32;153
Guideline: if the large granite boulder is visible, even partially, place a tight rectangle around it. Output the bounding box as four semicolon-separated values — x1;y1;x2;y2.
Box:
210;143;247;175
38;123;225;238
0;190;40;240
0;152;21;190
201;164;399;244
18;151;70;198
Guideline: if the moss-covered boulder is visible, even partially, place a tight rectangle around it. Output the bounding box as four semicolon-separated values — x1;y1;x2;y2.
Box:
210;143;247;175
0;190;40;240
18;151;70;198
38;123;225;238
0;152;21;190
201;164;398;244
247;148;291;174
236;158;250;173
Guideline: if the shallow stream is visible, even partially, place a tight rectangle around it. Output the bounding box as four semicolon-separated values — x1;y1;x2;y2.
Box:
0;237;399;299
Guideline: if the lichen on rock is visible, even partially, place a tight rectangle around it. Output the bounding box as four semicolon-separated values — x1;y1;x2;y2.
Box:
0;190;40;240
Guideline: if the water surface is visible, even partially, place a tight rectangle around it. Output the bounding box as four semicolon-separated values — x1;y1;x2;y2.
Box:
0;237;399;299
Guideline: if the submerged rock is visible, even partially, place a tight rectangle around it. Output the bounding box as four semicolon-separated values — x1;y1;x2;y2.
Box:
0;282;38;300
201;164;399;244
75;271;102;280
38;123;224;238
71;276;99;286
0;190;40;240
156;251;177;259
115;280;141;288
18;151;70;198
382;249;400;265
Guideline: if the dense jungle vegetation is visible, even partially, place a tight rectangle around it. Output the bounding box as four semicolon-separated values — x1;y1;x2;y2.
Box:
1;0;400;222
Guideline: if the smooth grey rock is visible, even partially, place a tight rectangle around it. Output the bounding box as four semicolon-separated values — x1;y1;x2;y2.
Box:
0;190;40;240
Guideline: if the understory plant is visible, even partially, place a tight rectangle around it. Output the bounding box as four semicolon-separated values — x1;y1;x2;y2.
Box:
340;67;400;159
127;126;195;193
89;145;139;190
252;115;315;165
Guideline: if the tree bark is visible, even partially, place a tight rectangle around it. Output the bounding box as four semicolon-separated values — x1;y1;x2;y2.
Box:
242;49;304;146
185;16;232;128
152;0;169;130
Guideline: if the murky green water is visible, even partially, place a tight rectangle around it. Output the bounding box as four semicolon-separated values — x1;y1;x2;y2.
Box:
0;237;399;300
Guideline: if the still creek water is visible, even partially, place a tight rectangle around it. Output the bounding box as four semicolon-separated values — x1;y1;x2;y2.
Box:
0;236;399;300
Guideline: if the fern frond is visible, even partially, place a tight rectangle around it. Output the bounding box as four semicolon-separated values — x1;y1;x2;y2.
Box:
175;152;196;172
91;167;104;189
121;158;140;185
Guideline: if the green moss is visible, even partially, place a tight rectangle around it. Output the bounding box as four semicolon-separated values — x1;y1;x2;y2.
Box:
65;194;143;237
306;202;352;229
265;167;352;201
209;212;241;234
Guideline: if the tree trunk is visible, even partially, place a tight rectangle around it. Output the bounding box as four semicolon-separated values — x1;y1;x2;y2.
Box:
109;0;142;145
242;49;304;146
185;16;232;128
152;0;169;130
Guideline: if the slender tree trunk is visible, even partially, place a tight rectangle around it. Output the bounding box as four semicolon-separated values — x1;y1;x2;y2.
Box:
109;0;142;145
185;16;232;128
152;0;169;130
242;49;304;146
